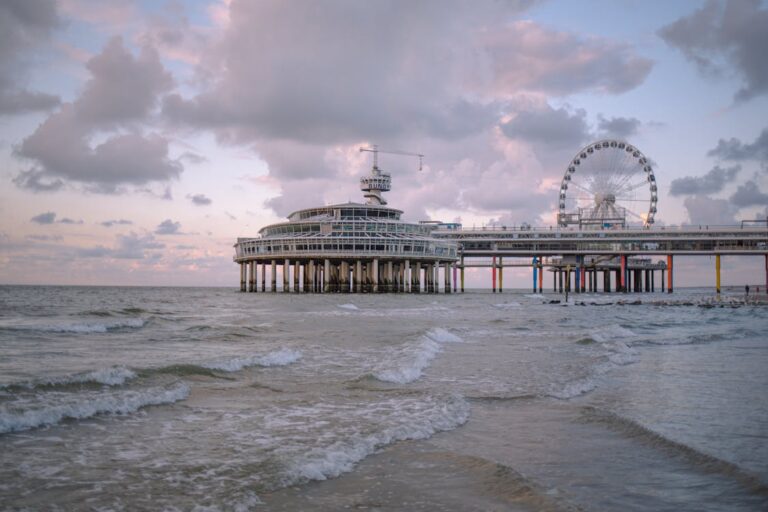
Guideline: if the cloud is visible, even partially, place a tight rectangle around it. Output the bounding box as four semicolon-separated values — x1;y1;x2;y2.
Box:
13;38;181;193
74;37;173;125
26;234;63;242
729;180;768;207
163;1;651;147
31;211;57;224
189;193;212;206
682;195;737;225
482;20;653;96
707;128;768;162
501;104;590;148
659;0;768;102
669;165;741;196
596;115;641;139
58;217;83;225
155;219;182;235
0;0;62;116
101;219;133;227
77;232;165;260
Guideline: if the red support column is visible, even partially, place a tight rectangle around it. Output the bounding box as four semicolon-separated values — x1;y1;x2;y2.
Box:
620;254;627;292
667;254;674;293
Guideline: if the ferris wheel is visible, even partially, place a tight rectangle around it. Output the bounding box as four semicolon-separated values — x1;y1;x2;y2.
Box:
557;140;657;229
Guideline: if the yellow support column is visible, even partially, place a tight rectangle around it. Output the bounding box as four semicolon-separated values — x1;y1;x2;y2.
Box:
716;254;721;294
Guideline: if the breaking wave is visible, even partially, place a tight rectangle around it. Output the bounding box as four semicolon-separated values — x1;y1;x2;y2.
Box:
372;328;464;384
0;382;189;434
0;318;148;333
1;365;137;391
202;348;302;372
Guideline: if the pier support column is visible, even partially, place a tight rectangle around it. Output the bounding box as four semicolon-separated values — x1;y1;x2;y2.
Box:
715;254;721;294
324;259;331;293
538;259;544;293
341;261;350;293
492;256;497;293
357;262;362;293
294;261;300;292
532;257;538;293
558;269;563;293
498;257;503;293
553;268;557;292
270;260;277;292
283;259;290;293
460;256;465;293
373;259;380;293
667;255;674;293
261;263;266;292
412;262;420;293
403;259;410;293
620;255;627;293
444;262;451;294
386;261;393;293
453;264;457;293
240;263;246;292
580;266;586;293
661;269;666;293
651;270;655;292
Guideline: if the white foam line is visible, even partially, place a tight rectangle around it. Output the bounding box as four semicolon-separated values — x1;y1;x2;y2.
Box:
202;348;302;372
0;383;189;434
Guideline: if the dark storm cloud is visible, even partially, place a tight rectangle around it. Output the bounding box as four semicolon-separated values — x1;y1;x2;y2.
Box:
659;0;768;102
31;211;56;224
669;165;741;196
188;194;212;206
0;0;61;116
729;180;768;208
707;128;768;162
596;115;641;139
13;38;180;193
155;219;182;235
501;105;590;148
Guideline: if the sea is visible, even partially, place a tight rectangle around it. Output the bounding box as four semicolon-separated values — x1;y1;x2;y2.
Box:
0;285;766;511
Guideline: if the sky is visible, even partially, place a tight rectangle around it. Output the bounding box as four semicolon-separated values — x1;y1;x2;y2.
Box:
1;0;767;288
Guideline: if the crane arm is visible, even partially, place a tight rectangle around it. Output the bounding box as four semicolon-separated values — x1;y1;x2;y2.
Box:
359;145;424;171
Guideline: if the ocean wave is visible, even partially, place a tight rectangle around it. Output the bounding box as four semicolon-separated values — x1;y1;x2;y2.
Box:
0;382;189;434
0;318;148;333
581;406;768;495
285;395;470;483
1;365;137;391
589;324;637;343
337;303;359;311
372;328;464;384
202;348;302;372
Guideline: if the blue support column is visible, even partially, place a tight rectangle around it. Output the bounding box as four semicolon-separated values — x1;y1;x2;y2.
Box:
532;256;538;293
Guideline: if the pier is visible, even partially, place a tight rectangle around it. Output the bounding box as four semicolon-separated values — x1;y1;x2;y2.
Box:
234;141;768;294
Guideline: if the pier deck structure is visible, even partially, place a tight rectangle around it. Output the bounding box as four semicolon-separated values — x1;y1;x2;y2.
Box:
433;224;768;294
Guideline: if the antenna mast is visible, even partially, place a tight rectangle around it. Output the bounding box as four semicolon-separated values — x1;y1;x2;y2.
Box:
359;144;425;205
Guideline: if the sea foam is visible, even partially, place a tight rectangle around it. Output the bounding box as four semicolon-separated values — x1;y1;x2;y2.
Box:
2;366;138;390
372;328;463;384
202;348;302;372
0;383;189;434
